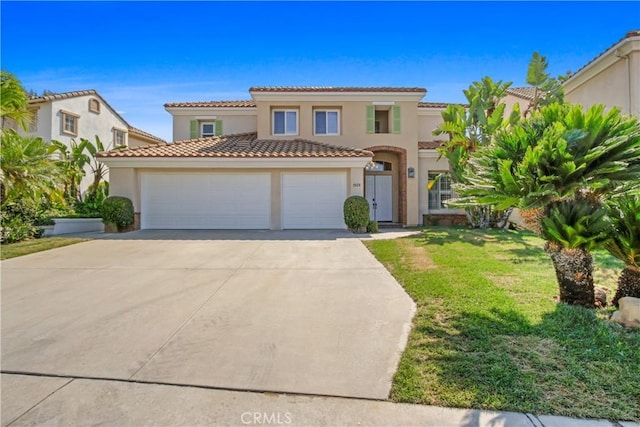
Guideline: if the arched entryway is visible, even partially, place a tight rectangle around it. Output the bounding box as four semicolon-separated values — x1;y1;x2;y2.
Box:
364;146;407;225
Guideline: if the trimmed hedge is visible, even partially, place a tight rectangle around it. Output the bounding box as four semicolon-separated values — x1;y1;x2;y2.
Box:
101;196;134;229
343;196;370;232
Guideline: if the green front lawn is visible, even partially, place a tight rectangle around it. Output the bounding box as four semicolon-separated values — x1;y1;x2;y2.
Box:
1;237;90;260
365;227;639;421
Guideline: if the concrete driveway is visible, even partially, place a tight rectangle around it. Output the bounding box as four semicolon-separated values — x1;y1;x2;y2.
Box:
1;230;415;405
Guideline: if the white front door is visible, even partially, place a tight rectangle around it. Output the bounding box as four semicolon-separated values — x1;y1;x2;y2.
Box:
365;175;392;221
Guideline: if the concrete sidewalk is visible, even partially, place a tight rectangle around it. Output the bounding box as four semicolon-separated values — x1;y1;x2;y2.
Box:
2;373;637;427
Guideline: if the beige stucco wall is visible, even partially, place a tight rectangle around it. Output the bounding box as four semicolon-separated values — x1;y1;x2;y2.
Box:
128;135;156;148
23;95;128;194
564;36;640;116
417;108;446;141
502;94;529;118
170;110;257;141
107;166;366;230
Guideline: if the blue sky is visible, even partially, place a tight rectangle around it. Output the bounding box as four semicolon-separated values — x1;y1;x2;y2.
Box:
2;1;639;141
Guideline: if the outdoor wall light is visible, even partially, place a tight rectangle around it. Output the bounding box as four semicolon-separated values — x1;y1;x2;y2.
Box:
408;167;415;178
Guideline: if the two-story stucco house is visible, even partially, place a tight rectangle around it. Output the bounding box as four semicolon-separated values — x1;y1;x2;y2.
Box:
14;89;164;193
99;87;455;230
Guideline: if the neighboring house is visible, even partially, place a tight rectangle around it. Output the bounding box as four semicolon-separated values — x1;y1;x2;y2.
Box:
99;87;457;230
10;89;164;193
563;30;640;116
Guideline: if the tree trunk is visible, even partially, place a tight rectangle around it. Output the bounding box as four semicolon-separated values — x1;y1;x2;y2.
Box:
544;242;595;308
612;266;640;307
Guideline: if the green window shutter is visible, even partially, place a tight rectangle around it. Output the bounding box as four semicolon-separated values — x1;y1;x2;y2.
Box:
392;105;401;134
366;105;375;134
215;120;223;136
189;120;198;139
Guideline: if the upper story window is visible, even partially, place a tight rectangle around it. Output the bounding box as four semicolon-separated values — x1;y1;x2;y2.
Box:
428;172;453;210
189;119;222;139
314;109;340;135
61;110;79;136
366;105;401;134
113;128;127;147
88;98;100;114
201;122;215;137
273;109;298;135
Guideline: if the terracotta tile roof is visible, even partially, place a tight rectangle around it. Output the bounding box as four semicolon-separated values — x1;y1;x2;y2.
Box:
565;29;640;84
128;126;166;144
505;87;537;101
28;89;130;127
418;101;466;108
164;100;256;108
97;132;373;158
28;89;99;102
249;86;427;93
419;141;445;150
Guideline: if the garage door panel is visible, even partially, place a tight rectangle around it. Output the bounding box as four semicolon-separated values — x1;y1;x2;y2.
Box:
142;173;270;229
282;173;347;229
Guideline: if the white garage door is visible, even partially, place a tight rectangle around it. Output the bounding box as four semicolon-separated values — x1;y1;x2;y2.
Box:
282;173;347;229
141;173;270;229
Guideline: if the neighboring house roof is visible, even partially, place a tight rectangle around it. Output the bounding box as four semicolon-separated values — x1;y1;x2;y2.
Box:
564;29;640;84
128;126;166;144
29;89;130;127
97;132;373;158
164;100;257;108
418;141;444;150
418;102;464;108
249;86;427;93
504;87;537;101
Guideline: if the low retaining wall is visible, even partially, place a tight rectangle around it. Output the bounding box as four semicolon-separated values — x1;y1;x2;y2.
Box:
51;218;104;235
423;214;468;227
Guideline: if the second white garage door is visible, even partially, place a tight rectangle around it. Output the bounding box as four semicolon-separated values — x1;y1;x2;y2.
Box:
141;173;271;229
281;173;347;229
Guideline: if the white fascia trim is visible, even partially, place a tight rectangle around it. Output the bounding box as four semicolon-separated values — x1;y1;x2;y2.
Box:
99;157;373;169
563;37;640;93
195;116;217;120
250;92;426;102
419;149;441;158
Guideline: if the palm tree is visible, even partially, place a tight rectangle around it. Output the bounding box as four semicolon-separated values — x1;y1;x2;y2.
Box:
456;103;640;307
1;130;60;203
605;195;640;306
433;76;519;228
0;71;32;131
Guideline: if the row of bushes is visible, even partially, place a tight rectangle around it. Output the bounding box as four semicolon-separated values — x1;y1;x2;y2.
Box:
1;194;134;243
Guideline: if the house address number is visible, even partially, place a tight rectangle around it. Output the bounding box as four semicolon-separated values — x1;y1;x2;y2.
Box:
353;183;361;187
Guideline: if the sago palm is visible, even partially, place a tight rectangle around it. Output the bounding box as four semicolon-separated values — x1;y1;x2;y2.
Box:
604;195;640;306
457;103;640;307
541;197;611;308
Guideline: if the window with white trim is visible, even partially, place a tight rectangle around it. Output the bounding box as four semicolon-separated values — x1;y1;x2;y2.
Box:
61;111;79;136
428;172;453;210
314;109;339;135
272;109;298;135
114;128;126;147
201;122;215;137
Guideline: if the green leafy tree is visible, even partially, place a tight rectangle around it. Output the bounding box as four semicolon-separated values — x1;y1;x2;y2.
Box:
605;195;640;306
524;52;564;116
0;130;60;203
457;103;640;307
0;71;32;131
52;139;90;202
433;76;519;228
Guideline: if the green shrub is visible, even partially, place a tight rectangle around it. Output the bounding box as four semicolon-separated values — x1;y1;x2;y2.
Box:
343;196;370;232
367;220;379;233
0;199;40;243
101;196;134;229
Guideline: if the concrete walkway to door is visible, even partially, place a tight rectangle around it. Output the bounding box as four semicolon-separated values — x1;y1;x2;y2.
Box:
1;230;416;402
